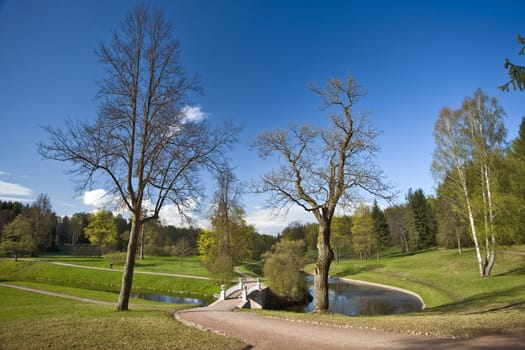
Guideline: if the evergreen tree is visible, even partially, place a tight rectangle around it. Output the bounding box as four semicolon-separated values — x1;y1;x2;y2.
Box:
371;200;390;257
406;189;437;250
500;34;525;91
503;117;525;243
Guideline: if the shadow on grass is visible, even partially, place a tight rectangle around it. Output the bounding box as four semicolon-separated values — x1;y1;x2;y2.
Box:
428;284;525;314
331;263;384;277
496;264;525;277
382;248;439;259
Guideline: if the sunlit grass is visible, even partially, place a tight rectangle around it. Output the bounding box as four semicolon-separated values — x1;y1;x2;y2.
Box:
0;259;220;300
34;255;210;277
0;286;246;350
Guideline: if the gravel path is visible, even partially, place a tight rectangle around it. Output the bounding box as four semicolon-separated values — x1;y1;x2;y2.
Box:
176;301;525;350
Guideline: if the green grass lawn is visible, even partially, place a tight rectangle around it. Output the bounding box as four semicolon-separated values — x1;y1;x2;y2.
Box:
35;255;211;277
0;285;246;350
0;258;220;300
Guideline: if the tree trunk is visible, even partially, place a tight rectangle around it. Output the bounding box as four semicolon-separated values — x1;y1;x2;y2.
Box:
313;221;333;312
458;169;484;278
456;231;462;254
117;215;140;311
140;223;144;260
483;164;496;277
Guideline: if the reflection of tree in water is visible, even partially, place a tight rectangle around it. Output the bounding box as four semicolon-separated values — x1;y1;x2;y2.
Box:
298;276;422;316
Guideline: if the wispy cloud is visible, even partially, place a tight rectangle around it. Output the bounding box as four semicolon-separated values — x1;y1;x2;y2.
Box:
0;180;32;197
182;105;207;123
246;204;314;236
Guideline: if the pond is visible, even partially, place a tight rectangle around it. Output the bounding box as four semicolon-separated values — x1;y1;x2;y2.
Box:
128;292;209;306
288;275;423;316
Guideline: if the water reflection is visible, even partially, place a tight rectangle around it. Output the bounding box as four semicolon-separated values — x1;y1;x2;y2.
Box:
130;292;208;306
290;275;422;316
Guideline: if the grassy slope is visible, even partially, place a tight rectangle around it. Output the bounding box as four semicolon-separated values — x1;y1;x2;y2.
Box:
35;255;211;277
0;258;220;299
324;248;525;311
0;286;246;350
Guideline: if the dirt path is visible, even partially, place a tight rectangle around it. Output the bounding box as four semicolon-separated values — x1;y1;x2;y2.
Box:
176;303;525;350
0;283;115;306
28;259;212;280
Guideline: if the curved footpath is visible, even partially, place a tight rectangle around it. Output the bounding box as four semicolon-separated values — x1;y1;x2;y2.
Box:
176;303;525;350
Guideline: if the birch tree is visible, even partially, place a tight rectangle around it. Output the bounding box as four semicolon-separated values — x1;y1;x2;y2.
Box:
38;3;237;310
253;75;392;311
432;90;506;277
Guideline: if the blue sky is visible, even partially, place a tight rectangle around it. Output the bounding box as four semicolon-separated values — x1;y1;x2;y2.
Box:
0;0;524;234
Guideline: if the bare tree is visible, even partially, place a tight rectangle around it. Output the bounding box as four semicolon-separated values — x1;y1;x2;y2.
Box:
38;4;237;311
253;75;392;311
211;166;243;259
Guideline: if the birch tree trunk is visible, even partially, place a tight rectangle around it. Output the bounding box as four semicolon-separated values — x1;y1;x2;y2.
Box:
457;168;485;278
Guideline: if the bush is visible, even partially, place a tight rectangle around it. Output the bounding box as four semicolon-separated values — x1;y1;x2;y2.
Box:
263;239;307;302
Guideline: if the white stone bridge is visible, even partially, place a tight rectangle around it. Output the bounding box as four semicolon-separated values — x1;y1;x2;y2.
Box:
218;277;268;309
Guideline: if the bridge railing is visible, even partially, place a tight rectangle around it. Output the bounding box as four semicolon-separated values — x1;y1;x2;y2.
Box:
220;277;244;300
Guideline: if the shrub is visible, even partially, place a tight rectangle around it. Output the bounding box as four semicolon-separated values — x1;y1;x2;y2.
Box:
263;239;307;301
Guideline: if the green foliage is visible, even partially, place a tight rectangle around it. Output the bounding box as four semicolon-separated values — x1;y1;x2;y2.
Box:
84;210;118;249
435;175;471;250
500;117;525;244
371;201;391;252
330;216;352;263
0;215;36;259
500;34;525;91
280;222;318;251
197;228;218;264
351;204;376;259
263;240;307;301
406;189;437;250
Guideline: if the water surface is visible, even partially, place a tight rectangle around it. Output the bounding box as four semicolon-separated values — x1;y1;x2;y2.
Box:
129;292;209;306
289;275;423;316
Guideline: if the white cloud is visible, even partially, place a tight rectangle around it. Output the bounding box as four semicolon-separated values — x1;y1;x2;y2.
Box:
246;204;315;236
0;180;32;197
83;189;114;208
182;105;207;123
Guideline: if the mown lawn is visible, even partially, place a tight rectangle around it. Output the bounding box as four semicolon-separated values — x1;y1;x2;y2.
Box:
0;258;220;300
0;285;246;350
35;255;210;277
